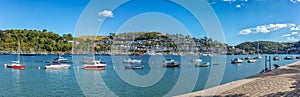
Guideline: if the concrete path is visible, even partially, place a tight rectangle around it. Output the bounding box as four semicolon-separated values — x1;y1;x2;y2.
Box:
176;61;300;97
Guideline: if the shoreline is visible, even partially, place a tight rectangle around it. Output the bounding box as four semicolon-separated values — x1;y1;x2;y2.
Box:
175;61;300;97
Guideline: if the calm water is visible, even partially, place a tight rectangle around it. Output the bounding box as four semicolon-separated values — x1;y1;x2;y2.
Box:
0;54;299;96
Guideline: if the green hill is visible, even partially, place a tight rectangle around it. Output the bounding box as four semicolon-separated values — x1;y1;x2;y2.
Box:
0;29;73;53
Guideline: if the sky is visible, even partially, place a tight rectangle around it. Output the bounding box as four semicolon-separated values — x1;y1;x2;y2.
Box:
1;0;300;46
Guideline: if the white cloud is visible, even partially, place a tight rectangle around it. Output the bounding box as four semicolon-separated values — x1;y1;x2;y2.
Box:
283;31;300;41
239;23;292;35
274;24;287;30
223;0;236;2
98;10;114;18
239;23;300;42
265;24;288;31
290;23;296;27
291;27;296;30
283;34;291;37
239;29;252;35
290;27;296;30
212;0;247;7
292;32;298;35
290;0;300;3
290;27;300;31
255;26;270;33
287;37;298;41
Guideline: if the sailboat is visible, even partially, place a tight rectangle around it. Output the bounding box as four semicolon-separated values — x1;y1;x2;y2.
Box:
254;41;262;59
5;42;25;69
273;46;280;61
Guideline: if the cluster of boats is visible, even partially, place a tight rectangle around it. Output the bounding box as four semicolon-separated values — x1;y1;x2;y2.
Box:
190;58;210;67
283;56;300;60
231;55;263;64
231;55;300;64
4;55;215;70
4;55;107;70
6;51;299;70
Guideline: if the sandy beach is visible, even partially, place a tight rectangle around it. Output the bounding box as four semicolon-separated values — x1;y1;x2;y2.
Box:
176;61;300;97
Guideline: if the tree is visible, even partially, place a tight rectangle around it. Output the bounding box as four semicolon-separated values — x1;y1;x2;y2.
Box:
63;34;73;41
42;29;47;32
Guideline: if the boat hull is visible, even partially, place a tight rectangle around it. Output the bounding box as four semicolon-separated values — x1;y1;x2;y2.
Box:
231;62;242;64
7;65;25;69
163;64;179;67
195;64;209;67
247;59;256;63
45;65;70;69
83;65;106;70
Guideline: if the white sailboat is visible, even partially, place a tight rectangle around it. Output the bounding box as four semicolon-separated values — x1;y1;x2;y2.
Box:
5;42;25;69
254;41;262;59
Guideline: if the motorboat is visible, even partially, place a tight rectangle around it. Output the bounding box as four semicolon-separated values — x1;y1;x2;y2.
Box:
254;55;262;59
247;59;257;63
191;58;202;62
284;56;294;60
163;59;179;67
245;56;251;60
164;59;175;63
83;60;106;70
231;58;243;64
273;56;280;61
45;63;70;69
122;58;142;64
163;62;179;67
195;62;210;67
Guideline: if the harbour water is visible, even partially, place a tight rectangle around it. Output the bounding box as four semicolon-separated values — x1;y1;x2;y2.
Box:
0;54;299;96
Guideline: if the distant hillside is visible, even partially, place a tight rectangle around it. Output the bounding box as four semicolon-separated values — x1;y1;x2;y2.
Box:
235;41;295;54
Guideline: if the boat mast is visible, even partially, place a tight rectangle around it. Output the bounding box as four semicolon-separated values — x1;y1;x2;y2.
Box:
18;42;20;62
92;36;95;60
257;41;259;55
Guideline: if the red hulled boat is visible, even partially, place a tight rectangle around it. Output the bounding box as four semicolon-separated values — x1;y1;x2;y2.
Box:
83;60;106;70
6;61;25;69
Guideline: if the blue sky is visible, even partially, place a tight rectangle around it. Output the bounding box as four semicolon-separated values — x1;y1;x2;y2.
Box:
1;0;300;45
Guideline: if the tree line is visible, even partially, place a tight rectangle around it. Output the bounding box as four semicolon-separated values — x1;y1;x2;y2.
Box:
235;41;296;54
0;29;73;53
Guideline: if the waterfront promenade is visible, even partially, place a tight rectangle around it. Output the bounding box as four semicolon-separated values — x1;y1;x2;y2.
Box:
176;61;300;97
